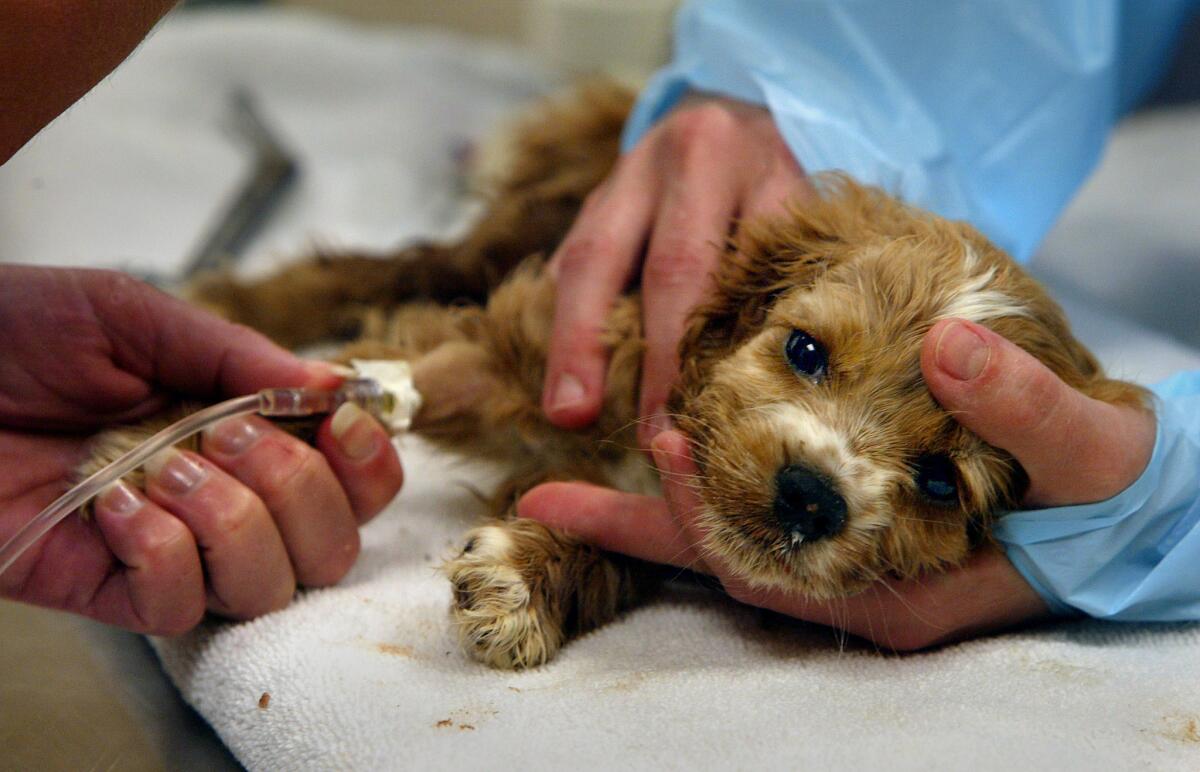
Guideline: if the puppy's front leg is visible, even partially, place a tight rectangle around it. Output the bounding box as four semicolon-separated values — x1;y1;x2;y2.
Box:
445;516;644;669
345;295;650;668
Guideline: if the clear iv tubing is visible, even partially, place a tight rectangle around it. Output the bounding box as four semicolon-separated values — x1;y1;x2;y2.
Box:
0;380;392;579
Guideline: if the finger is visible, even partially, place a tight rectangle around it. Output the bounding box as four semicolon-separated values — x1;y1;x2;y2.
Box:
543;150;660;429
648;430;709;536
201;416;360;587
637;170;738;447
315;402;404;523
739;165;817;222
516;481;706;570
142;449;295;619
921;319;1155;507
81;270;339;398
517;431;711;570
88;481;206;635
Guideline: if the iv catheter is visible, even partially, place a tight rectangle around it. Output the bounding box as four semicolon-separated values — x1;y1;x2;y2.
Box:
0;362;421;580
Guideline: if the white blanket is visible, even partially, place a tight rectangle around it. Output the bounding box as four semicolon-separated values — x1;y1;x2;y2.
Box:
5;9;1200;770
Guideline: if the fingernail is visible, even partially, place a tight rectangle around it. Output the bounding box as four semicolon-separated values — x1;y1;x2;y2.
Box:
304;360;346;387
97;481;144;518
646;409;673;439
145;449;208;495
549;373;587;413
331;402;380;461
650;439;674;474
936;322;989;381
203;417;262;456
651;445;668;473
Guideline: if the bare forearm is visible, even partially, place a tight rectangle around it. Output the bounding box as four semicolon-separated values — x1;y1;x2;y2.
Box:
0;0;176;164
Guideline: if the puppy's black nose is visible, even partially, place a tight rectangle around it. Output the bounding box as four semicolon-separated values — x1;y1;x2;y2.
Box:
773;465;847;541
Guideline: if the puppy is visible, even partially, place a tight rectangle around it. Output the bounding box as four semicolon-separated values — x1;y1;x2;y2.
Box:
91;84;1147;668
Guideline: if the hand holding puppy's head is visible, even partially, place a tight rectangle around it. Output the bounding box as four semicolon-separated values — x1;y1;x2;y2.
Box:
673;176;1147;599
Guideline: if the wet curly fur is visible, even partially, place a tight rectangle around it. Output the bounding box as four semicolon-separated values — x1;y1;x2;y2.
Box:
87;83;1147;668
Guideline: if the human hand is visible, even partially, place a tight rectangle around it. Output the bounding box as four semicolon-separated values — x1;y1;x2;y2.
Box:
520;318;1156;650
542;94;815;447
0;266;403;634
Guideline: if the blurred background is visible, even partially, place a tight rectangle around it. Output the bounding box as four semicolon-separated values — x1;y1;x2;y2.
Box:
197;0;682;82
1;0;682;283
281;0;679;82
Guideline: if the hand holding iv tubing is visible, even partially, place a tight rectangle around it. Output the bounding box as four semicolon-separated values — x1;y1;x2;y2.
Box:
0;266;405;634
0;375;418;580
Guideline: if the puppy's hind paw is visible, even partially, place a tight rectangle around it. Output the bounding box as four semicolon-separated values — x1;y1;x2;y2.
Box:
443;525;563;669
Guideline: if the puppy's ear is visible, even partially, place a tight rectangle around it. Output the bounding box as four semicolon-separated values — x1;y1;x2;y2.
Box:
677;175;913;395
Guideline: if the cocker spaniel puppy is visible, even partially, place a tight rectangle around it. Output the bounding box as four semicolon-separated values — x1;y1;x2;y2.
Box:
95;84;1147;668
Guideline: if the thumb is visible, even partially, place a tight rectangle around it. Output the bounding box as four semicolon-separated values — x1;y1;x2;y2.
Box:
921;319;1154;507
89;271;340;397
154;300;341;395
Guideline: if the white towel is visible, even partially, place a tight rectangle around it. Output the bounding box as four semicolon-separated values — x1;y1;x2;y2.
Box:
153;433;1200;770
6;9;1200;770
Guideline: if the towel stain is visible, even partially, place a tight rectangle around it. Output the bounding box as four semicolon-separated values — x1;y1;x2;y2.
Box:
376;643;415;658
433;705;497;731
1157;715;1200;744
604;671;650;693
1021;655;1104;686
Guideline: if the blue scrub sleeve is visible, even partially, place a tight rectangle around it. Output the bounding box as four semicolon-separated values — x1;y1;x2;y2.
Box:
623;0;1196;262
994;376;1200;621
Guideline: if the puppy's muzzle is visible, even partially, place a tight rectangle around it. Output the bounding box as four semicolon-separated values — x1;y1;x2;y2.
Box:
773;465;847;541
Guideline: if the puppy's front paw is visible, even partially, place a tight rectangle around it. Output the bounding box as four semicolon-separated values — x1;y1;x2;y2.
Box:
443;524;564;669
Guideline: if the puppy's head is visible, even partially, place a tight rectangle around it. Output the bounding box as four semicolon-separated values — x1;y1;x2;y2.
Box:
673;176;1146;599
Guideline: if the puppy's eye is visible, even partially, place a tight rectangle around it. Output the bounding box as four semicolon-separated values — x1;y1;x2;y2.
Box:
784;330;827;381
914;454;958;505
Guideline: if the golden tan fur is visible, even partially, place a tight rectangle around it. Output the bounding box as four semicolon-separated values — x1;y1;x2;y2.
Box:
86;83;1147;668
675;183;1145;598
